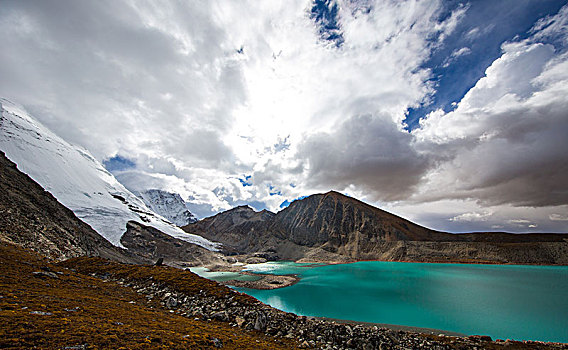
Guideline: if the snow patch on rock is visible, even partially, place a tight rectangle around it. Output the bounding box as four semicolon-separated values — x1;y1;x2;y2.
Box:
137;189;198;227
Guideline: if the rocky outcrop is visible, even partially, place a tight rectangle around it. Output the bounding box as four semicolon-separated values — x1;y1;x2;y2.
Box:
120;221;226;267
183;191;568;264
184;205;275;255
0;151;144;263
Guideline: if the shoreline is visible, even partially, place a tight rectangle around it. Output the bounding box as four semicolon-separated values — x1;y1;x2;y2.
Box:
296;257;568;266
312;316;467;337
221;273;300;290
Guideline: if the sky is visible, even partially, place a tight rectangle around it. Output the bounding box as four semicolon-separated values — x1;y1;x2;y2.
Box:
1;0;568;233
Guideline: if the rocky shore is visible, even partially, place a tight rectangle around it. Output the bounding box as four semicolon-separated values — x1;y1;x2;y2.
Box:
66;257;568;350
221;274;299;290
197;258;302;289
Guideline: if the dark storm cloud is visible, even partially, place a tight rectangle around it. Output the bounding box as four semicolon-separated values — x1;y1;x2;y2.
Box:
446;102;568;207
299;114;430;201
415;38;568;208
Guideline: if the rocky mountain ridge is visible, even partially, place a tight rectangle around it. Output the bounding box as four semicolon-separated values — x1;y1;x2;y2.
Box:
184;191;568;264
0;148;226;267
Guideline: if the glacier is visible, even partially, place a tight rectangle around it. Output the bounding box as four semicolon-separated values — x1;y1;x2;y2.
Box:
0;98;220;251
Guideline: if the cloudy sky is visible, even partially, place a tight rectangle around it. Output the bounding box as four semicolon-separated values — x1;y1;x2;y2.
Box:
1;0;568;233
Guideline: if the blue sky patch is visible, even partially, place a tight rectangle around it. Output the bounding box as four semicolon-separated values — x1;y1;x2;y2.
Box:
404;0;567;130
269;184;282;196
239;175;252;187
310;0;344;47
103;155;136;172
280;195;308;208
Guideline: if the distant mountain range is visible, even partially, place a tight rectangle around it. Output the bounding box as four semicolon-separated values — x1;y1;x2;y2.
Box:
183;191;568;264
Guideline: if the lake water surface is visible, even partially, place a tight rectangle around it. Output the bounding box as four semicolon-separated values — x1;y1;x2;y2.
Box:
233;261;568;343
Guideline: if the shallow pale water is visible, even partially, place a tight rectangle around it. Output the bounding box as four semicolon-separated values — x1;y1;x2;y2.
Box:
237;261;568;343
189;267;261;282
243;261;325;275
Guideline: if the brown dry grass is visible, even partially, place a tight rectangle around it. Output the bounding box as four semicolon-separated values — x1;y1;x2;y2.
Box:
0;242;296;349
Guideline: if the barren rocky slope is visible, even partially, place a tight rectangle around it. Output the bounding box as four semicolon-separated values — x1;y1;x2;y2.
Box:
120;221;226;268
185;205;275;256
184;191;568;264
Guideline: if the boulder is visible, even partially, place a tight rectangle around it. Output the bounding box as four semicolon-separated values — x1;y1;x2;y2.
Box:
254;311;267;331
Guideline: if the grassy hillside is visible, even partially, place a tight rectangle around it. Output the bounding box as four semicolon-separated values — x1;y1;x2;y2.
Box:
0;242;296;349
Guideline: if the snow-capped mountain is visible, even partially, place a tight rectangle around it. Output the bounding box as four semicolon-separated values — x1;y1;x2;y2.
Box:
137;189;198;227
0;98;219;251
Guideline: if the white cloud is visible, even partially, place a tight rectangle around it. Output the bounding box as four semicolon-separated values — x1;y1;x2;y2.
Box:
1;0;567;233
449;210;492;222
384;200;568;233
451;47;472;58
442;46;471;67
464;24;495;41
509;219;531;224
531;4;568;47
507;219;537;229
465;27;480;40
550;213;568;221
413;12;568;208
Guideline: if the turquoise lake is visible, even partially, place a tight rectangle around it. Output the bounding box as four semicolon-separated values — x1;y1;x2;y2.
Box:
230;261;568;343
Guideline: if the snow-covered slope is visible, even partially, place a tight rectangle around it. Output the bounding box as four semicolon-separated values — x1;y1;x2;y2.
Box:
137;189;197;227
0;98;220;251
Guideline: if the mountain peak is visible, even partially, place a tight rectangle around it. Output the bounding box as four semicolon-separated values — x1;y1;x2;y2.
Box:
324;190;344;196
234;205;255;211
137;189;197;227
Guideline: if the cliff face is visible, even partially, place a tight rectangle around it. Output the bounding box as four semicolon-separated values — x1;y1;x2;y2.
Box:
183;191;568;264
